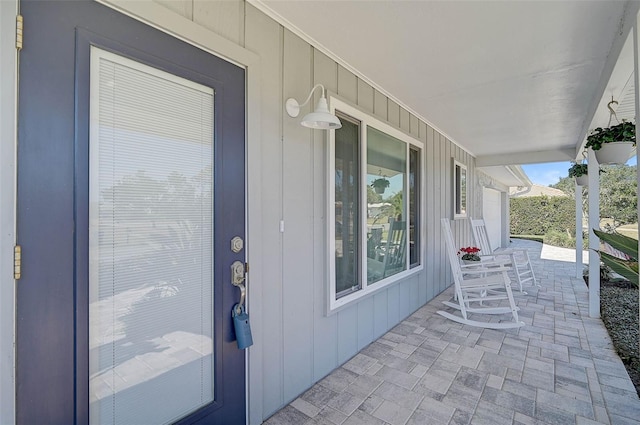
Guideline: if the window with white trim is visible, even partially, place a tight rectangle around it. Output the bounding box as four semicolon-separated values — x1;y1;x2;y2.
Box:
453;160;467;219
329;98;423;311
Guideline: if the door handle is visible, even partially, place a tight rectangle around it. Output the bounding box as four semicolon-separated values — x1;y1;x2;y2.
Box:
231;261;246;313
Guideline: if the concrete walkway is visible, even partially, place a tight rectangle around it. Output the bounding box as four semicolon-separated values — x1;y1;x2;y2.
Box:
264;240;640;425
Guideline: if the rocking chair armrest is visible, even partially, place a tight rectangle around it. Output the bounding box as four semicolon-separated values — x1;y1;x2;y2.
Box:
461;258;509;269
461;274;510;287
478;254;511;265
460;265;511;274
494;248;527;256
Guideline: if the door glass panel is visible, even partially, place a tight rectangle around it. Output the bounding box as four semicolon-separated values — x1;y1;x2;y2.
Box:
89;47;214;424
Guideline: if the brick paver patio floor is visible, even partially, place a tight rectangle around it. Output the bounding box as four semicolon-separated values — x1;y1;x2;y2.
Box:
264;239;640;425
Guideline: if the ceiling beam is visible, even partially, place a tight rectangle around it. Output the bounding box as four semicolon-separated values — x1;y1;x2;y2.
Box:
475;148;575;167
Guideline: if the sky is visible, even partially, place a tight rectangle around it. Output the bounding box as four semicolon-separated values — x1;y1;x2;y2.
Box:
522;156;637;186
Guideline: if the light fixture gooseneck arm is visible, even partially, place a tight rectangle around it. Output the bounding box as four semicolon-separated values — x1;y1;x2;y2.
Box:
296;84;326;109
285;84;326;118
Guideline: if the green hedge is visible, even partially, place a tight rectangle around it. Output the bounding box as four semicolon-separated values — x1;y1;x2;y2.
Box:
510;196;576;236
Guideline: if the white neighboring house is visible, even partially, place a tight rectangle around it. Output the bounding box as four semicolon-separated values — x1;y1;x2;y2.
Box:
367;202;392;218
510;184;568;198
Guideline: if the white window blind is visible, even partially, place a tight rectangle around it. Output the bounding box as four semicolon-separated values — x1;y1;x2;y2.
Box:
89;47;215;425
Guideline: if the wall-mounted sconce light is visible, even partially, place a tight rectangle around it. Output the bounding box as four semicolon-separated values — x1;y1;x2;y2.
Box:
285;84;342;129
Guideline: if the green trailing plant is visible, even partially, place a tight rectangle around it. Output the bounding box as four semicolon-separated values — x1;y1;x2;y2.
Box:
371;178;390;189
568;163;588;178
585;121;636;151
593;229;638;287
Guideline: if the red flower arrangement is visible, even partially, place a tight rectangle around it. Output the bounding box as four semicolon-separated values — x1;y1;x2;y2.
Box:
458;246;481;261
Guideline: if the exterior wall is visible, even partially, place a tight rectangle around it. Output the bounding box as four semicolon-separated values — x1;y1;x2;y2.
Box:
241;4;477;419
0;1;17;422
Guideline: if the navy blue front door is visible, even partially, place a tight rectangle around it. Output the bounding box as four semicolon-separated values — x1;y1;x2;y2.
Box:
17;1;246;423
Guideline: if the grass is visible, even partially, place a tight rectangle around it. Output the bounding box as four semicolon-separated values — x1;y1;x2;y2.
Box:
513;222;638;249
616;223;638;239
510;235;544;243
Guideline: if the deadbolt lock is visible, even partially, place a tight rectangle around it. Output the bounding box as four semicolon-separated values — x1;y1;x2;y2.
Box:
231;236;244;253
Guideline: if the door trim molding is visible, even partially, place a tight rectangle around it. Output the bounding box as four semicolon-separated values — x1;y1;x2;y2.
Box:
97;2;264;423
0;0;17;423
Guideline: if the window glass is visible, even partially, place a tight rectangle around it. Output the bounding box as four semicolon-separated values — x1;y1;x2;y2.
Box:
334;115;360;297
409;148;420;267
330;100;423;310
454;161;467;218
366;127;407;284
89;48;214;425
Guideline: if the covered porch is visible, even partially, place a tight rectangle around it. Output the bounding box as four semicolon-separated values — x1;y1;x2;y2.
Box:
2;1;640;424
266;239;639;425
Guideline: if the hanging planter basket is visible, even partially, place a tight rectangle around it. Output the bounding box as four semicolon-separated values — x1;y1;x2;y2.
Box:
585;120;635;165
593;141;634;165
371;178;390;195
575;175;589;186
568;163;588;186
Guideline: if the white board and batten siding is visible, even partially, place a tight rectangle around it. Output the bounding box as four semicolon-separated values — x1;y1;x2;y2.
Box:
101;1;480;422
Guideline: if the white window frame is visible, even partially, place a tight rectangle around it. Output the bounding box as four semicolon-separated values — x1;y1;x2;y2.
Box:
327;96;425;313
453;159;468;219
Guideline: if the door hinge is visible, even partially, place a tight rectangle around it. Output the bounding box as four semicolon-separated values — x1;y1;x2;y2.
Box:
16;15;23;51
14;245;21;280
245;262;249;274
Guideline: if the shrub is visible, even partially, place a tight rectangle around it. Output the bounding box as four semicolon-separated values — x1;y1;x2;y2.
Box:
582;263;613;281
544;230;575;248
510;196;576;236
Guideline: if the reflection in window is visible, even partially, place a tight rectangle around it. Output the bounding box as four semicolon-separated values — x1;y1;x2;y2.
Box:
366;127;407;284
409;148;420;267
454;160;467;218
334;115;360;298
89;48;214;424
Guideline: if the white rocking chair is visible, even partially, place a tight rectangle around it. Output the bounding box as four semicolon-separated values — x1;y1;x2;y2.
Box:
469;217;537;293
439;218;524;329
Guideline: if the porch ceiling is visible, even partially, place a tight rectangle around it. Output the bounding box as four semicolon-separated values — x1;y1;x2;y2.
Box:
252;0;638;166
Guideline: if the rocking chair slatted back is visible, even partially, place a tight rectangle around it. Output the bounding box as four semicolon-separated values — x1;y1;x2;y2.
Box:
441;218;467;285
439;218;524;329
469;217;538;292
382;220;406;278
471;220;492;255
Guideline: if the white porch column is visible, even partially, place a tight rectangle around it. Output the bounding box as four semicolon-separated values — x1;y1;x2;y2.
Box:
634;17;640;346
0;1;17;423
575;182;583;278
588;150;600;318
